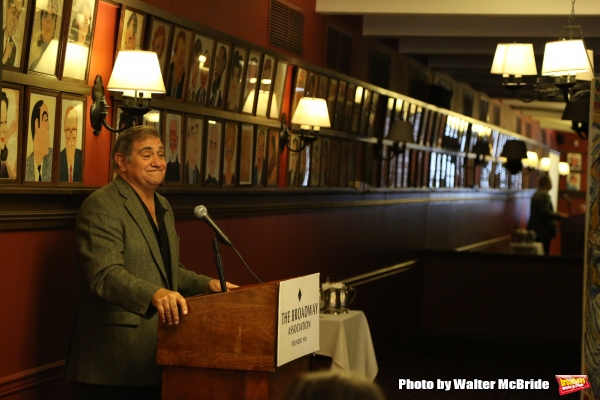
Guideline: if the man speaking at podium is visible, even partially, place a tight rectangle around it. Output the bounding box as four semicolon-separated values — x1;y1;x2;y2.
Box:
65;126;237;399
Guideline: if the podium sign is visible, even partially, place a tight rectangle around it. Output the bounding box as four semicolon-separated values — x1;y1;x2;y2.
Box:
277;273;320;366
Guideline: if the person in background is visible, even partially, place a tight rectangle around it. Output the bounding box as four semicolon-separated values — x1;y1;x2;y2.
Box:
65;126;237;399
527;175;568;255
287;371;386;400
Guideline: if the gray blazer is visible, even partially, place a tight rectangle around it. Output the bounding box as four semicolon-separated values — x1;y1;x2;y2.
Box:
25;150;52;182
65;175;212;386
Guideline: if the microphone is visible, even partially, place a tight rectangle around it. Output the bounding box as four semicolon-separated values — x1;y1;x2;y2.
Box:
194;205;233;246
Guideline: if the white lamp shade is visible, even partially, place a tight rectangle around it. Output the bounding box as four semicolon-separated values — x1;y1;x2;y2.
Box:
558;161;570;176
490;43;537;76
107;50;166;93
540;157;551;171
541;39;591;76
526;151;539;167
291;97;331;128
576;49;595;81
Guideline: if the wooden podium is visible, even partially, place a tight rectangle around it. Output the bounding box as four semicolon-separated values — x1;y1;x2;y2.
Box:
157;281;309;399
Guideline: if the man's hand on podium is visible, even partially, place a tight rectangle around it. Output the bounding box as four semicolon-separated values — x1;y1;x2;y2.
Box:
207;279;239;294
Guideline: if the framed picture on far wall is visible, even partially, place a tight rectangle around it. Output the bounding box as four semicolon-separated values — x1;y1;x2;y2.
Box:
165;26;192;101
255;54;275;117
238;123;254;185
567;172;581;191
291;67;307;118
57;94;86;184
567;152;582;172
184;115;203;186
62;0;98;82
207;41;230;108
163;112;183;184
241;50;261;115
225;46;247;112
145;16;172;78
0;84;23;182
266;128;279;187
253;127;268;186
204;119;222;187
269;60;288;119
222;121;238;187
116;6;145;53
28;0;64;76
3;0;34;71
24;88;58;184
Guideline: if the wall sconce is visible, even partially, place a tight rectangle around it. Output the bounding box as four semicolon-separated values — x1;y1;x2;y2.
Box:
558;161;571;176
90;50;166;136
375;120;414;161
280;97;330;152
472;139;491;165
500;140;528;174
540;157;552;172
521;151;539;170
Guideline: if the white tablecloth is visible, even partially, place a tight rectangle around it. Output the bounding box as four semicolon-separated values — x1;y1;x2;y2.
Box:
316;310;378;381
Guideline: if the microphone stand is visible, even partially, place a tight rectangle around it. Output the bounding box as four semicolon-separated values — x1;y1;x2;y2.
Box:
212;238;227;292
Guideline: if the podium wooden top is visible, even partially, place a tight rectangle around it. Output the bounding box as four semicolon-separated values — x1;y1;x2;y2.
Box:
157;281;280;372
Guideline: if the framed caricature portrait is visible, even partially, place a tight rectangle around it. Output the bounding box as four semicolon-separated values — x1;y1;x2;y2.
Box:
225;46;247;112
367;92;379;136
351;86;364;133
305;71;319;98
204;119;222;186
567;152;582;172
187;34;214;105
317;76;329;99
334;80;346;131
266;128;279;187
165;26;192;101
256;54;275;117
25;89;57;183
222;121;238;187
269;60;288;119
3;0;32;71
239;123;254;185
287;134;301;186
298;142;309;187
28;0;64;75
62;0;97;82
567;172;581;191
117;7;144;52
164;112;183;184
58;94;85;184
184;115;203;185
253;127;267;186
343;83;357;132
358;88;371;135
326;78;338;127
241;50;261;114
207;41;230;108
146;17;172;78
309;139;321;187
0;84;22;182
320;137;331;187
291;67;307;118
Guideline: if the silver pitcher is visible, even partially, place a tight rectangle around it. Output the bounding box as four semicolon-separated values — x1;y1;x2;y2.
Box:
321;284;356;314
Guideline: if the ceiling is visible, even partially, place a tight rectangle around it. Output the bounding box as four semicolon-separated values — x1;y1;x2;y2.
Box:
315;0;600;132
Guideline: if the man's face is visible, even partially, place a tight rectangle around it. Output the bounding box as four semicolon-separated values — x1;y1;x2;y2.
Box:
35;103;50;151
152;35;164;58
64;109;77;162
214;47;226;79
207;125;218;170
0;101;7;150
119;136;166;189
169;119;178;155
6;0;23;37
125;20;135;50
41;5;57;44
188;125;199;167
175;37;185;65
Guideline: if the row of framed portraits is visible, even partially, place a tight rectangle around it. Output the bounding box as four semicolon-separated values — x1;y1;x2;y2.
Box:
0;83;86;184
3;0;99;82
111;107;365;189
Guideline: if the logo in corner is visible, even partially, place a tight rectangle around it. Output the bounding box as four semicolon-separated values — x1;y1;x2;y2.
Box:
555;375;590;395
